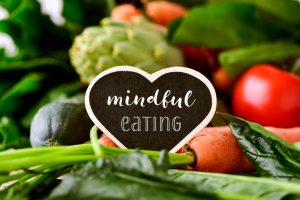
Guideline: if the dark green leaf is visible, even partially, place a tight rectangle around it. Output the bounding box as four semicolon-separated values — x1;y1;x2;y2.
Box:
62;0;115;34
171;3;284;48
48;151;201;200
0;57;67;72
0;0;71;59
0;116;29;150
0;80;14;96
48;151;300;200
20;81;81;128
0;73;45;114
220;41;300;76
169;169;300;200
209;0;300;25
2;0;21;13
169;0;206;8
218;113;300;183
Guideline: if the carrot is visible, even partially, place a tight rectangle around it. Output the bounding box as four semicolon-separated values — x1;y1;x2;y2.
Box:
188;126;300;173
99;134;117;147
111;4;143;23
99;126;300;173
145;1;187;26
187;126;254;173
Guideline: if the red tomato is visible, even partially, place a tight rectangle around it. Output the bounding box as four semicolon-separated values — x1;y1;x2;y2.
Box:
232;64;300;128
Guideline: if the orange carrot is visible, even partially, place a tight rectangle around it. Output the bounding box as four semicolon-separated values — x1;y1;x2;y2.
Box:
145;1;187;26
187;126;254;173
99;134;117;147
99;126;300;173
188;126;300;173
111;4;143;23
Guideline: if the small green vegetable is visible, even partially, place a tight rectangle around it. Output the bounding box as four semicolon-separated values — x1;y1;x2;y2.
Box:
70;18;184;83
30;96;93;147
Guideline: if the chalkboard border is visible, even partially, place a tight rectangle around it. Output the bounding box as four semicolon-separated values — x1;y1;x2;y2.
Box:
85;66;217;153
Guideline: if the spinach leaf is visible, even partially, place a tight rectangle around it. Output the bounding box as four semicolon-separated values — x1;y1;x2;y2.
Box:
48;151;300;200
170;3;285;48
218;113;300;183
220;41;300;76
209;0;300;25
169;170;300;200
48;151;202;200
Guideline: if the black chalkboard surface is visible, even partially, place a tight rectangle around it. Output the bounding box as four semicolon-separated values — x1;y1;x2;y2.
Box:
85;66;216;152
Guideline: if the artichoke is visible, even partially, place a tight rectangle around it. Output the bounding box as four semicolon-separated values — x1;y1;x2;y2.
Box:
70;18;184;83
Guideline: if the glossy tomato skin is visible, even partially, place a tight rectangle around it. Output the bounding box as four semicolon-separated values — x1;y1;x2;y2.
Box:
232;64;300;128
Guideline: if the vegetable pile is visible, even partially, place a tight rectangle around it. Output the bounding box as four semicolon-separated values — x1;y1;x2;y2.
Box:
0;0;300;199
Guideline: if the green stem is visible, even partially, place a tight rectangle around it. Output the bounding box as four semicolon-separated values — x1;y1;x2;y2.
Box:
0;144;93;161
90;125;103;156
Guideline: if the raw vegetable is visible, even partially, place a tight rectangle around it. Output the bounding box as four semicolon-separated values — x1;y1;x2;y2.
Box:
3;123;300;199
232;64;300;128
48;151;300;200
0;127;194;199
111;4;143;22
145;1;187;26
170;3;284;48
220;42;300;76
30;96;93;147
220;113;300;183
69;18;184;83
212;67;234;92
0;0;114;147
0;73;45;114
180;44;220;75
100;125;300;173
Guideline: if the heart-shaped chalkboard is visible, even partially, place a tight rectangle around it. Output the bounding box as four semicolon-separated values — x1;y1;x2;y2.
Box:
85;66;216;152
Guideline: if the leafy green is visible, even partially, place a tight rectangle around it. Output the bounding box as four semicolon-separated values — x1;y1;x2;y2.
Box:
0;0;70;59
0;56;69;72
62;0;115;34
0;116;29;150
48;151;300;200
218;113;300;183
169;170;300;200
20;81;81;128
169;0;206;8
220;41;300;76
209;0;300;25
170;3;287;48
0;73;45;114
